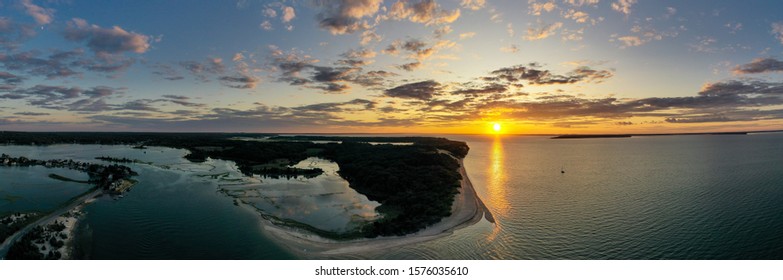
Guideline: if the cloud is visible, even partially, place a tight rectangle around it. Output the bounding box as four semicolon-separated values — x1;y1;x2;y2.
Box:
315;0;382;34
14;111;50;116
219;73;260;89
64;18;151;55
282;6;296;22
396;61;422;71
561;28;584;41
293;98;376;112
0;84;127;112
263;7;277;18
452;83;507;96
460;0;486;10
433;25;452;38
179;58;225;82
268;47;393;92
150;63;184;81
529;1;557;16
384;80;441;100
338;48;376;66
21;0;54;25
483;64;613;85
260;20;273;30
564;0;600;7
0;17;36;50
387;0;461;26
0;50;80;79
772;22;783;45
500;44;519;53
563;9;590;23
611;0;636;17
725;22;742;34
359;29;382;45
524;21;563;40
384;38;453;64
733;58;783;74
0;71;25;87
458;32;476;40
612;25;679;48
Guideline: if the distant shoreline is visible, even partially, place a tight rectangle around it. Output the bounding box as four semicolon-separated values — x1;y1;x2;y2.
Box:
551;131;754;139
255;155;493;257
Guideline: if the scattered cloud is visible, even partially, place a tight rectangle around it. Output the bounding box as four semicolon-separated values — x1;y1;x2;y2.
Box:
0;71;25;87
396;61;422;71
484;64;613;85
458;32;476;40
260;20;273;30
725;22;743;34
524;21;563;41
611;0;637;17
733;58;783;74
64;18;151;55
315;0;382;34
219;73;260;89
564;0;600;7
384;80;441;100
179;58;225;82
460;0;486;11
21;0;54;25
282;6;296;22
528;1;557;16
0;17;36;50
387;0;461;26
612;25;679;48
15;111;50;116
500;44;519;53
772;22;783;45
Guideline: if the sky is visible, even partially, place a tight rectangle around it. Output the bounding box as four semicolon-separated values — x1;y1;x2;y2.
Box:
1;0;783;134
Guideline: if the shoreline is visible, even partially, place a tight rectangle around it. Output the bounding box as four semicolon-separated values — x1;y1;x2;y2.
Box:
254;156;493;257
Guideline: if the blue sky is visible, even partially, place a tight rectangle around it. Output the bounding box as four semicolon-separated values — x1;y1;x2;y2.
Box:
1;0;783;134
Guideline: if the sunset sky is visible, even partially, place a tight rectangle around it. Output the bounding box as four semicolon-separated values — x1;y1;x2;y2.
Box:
2;0;783;134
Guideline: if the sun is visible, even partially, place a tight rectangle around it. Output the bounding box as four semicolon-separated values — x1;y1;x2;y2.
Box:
492;122;502;133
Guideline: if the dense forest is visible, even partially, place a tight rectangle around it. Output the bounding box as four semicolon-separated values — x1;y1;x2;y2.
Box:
0;132;469;237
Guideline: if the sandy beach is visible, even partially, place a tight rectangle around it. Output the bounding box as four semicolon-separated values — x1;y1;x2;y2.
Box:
256;156;494;256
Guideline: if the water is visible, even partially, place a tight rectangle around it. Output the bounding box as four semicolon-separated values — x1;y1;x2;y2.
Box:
366;133;783;259
2;133;783;259
0;167;90;213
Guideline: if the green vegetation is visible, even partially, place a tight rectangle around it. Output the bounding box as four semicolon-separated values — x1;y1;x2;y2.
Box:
321;143;462;237
0;213;40;244
5;221;68;260
0;132;470;238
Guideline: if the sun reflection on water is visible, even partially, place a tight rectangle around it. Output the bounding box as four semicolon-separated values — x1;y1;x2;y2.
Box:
484;135;511;242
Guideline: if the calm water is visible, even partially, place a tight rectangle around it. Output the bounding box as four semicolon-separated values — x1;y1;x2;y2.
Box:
369;133;783;259
2;133;783;259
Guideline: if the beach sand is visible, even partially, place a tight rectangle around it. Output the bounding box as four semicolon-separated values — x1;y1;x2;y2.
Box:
255;156;493;257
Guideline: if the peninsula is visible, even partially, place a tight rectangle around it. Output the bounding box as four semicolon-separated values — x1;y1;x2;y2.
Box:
0;132;491;256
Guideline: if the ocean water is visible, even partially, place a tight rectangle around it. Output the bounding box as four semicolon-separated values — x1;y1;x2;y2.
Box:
369;133;783;259
2;133;783;259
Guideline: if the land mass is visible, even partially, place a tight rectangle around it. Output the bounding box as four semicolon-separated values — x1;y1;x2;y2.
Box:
0;132;484;242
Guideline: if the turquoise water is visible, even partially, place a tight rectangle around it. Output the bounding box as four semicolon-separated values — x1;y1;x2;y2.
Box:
3;133;783;259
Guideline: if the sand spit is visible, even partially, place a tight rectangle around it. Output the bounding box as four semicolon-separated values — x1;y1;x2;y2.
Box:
258;157;493;256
